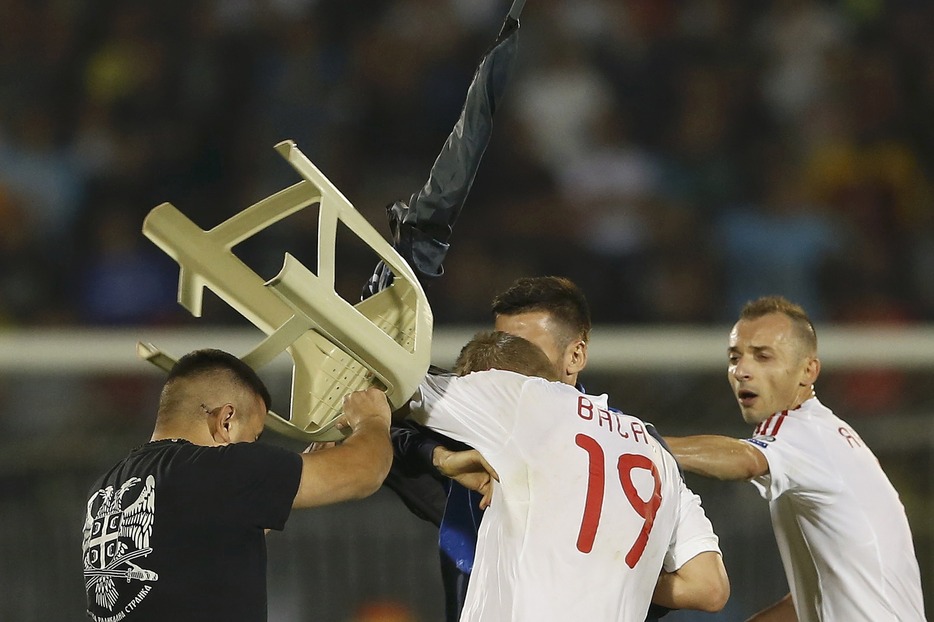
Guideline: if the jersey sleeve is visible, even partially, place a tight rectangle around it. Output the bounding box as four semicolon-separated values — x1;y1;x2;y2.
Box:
407;370;529;456
744;436;785;501
663;470;722;572
390;420;445;478
744;417;837;501
209;442;303;531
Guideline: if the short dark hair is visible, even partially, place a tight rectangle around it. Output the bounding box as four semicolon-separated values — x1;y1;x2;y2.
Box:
166;349;272;411
739;296;817;355
491;276;591;345
454;330;560;381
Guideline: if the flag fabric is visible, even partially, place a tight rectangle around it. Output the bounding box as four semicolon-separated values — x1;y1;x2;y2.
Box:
362;12;521;299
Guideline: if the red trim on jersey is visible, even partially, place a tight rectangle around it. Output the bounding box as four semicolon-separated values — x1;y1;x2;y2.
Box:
770;411;788;436
753;412;788;437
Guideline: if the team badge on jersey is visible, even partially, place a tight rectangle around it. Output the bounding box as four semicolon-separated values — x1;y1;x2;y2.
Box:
746;438;771;449
82;475;158;619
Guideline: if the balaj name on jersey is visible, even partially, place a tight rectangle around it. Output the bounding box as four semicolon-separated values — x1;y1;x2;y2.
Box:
575;396;650;444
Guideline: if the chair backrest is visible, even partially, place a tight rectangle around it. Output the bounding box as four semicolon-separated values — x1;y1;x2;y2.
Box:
140;140;433;441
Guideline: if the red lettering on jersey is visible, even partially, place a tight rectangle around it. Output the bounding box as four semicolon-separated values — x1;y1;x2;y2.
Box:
574;434;663;566
631;422;648;444
618;454;662;568
574;434;605;553
578;396;595;420
598;408;613;430
839;426;862;448
614;413;630;438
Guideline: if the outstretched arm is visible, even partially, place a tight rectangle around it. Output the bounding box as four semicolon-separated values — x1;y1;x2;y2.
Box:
746;593;797;622
663;435;769;481
433;446;499;510
653;551;730;613
391;420;445;479
392;422;498;508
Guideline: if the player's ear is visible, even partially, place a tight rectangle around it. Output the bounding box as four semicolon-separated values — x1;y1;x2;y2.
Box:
802;356;820;386
209;404;235;445
567;339;588;376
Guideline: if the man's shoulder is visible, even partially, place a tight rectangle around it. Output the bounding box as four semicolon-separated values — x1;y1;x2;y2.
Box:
747;401;847;456
131;439;299;477
780;399;848;436
212;442;303;478
439;368;553;395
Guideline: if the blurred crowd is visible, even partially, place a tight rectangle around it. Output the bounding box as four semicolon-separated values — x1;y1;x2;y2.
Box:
2;0;933;328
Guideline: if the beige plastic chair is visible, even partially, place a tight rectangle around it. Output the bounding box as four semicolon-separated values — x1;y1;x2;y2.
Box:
139;140;433;441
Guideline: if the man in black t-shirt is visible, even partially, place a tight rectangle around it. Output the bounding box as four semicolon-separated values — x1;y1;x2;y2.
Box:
82;349;393;622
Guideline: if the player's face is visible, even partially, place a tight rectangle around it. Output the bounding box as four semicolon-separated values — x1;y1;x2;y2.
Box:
494;311;569;383
727;313;815;425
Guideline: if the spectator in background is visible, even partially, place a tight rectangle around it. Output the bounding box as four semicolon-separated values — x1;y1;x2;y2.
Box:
554;109;663;322
0;184;65;325
754;0;849;123
801;80;931;321
714;156;842;322
509;20;616;174
74;205;179;325
0;103;85;250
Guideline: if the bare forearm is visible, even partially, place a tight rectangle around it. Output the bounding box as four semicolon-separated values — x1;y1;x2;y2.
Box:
294;420;392;507
663;435;768;480
746;593;796;622
338;419;394;493
653;551;730;613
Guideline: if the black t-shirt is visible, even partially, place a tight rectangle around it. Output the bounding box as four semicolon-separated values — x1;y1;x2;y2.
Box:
82;439;302;622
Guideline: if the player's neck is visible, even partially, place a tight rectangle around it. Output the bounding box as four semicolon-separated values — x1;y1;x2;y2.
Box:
150;422;215;446
788;386;817;412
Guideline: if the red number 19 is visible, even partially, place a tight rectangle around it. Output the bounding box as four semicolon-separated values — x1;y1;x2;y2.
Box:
575;433;662;567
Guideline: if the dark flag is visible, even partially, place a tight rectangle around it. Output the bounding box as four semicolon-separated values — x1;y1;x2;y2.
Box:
363;0;524;299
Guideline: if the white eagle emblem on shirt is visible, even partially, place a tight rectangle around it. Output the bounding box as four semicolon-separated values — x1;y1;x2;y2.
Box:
82;475;159;611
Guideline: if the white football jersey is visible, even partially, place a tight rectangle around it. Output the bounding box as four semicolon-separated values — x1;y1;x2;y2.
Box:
409;370;721;622
745;397;924;621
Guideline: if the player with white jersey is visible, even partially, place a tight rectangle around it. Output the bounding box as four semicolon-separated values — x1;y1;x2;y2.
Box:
665;295;925;621
747;398;924;621
407;330;727;622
